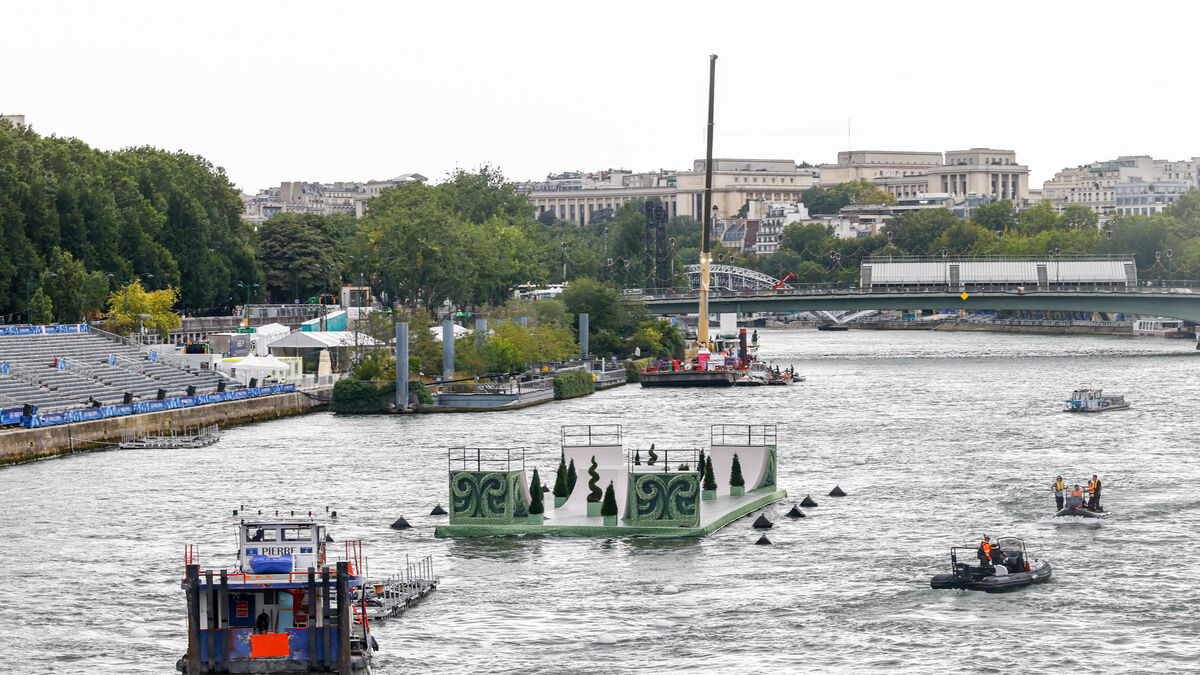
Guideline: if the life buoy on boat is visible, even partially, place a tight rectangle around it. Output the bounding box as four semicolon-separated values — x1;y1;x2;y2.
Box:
684;362;693;371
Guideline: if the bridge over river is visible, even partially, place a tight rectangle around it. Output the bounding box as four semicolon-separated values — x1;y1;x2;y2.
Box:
630;285;1200;323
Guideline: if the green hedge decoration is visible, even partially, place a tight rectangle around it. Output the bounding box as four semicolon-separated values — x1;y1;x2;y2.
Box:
567;458;578;493
553;456;569;498
331;378;396;413
703;456;717;491
552;370;595;400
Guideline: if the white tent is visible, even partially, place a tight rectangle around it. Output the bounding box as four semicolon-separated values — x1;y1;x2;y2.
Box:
430;324;473;342
229;354;291;385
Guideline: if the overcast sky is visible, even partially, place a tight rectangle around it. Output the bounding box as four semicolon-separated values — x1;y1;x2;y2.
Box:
6;1;1199;193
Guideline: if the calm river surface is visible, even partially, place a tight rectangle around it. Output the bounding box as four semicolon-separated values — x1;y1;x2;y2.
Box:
2;329;1199;673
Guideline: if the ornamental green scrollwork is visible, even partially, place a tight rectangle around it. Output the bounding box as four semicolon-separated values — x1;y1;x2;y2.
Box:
510;472;528;518
450;470;516;524
756;445;777;491
629;473;700;527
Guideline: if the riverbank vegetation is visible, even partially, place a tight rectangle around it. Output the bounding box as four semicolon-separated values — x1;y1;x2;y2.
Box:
10;116;1200;332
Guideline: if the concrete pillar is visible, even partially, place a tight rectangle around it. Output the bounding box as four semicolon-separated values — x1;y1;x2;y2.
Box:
395;323;408;409
475;318;487;346
442;320;454;381
579;313;589;360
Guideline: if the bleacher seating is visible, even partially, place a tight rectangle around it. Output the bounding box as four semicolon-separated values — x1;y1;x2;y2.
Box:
0;331;241;412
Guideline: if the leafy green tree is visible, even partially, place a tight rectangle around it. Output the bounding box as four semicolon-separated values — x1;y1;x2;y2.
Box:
601;481;618;517
1059;204;1099;230
780;222;832;259
257;214;339;304
971;200;1017;233
29;287;53;324
799;186;843;215
1015;200;1060;236
105;281;182;337
537;208;558;227
39;247;109;322
828;179;896;207
586;455;601;503
561;278;632;357
528;468;544;515
884;208;960;255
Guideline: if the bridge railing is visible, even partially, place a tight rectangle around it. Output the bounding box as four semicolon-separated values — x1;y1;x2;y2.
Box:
633;282;1200;301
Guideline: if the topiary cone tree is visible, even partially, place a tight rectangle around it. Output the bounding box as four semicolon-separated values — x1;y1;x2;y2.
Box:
634;448;641;465
698;449;706;475
703;456;717;491
553;455;569;500
587;455;602;502
567;458;578;494
729;452;746;496
529;468;544;515
601;481;618;519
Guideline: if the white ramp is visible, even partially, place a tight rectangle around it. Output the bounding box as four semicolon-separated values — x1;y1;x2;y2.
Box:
707;445;769;496
558;445;627;515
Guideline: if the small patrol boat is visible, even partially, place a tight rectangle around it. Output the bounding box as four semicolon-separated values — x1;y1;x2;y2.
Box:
177;510;377;674
1055;493;1108;518
1063;388;1129;413
930;537;1052;592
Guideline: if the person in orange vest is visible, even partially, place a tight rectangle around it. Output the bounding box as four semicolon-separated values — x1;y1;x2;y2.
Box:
1087;475;1102;511
1069;484;1084;499
977;535;993;566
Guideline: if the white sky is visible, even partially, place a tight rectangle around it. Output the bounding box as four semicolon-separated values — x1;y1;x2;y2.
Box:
6;0;1199;193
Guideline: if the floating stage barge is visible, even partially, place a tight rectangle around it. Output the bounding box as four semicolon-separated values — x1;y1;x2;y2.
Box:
434;424;785;538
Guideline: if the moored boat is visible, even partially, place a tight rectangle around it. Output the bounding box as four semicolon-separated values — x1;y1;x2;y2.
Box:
1063;388;1129;413
930;537;1052;592
177;510;377;674
1133;317;1193;338
1055;492;1109;518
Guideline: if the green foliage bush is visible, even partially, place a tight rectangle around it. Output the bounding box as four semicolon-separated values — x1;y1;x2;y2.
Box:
567;458;578;493
703;456;717;491
553;456;569;498
528;468;544;514
331;378;397;413
601;481;618;517
586;455;601;503
730;453;745;487
552;370;595;400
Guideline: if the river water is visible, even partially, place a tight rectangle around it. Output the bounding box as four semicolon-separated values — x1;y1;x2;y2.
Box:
2;328;1199;673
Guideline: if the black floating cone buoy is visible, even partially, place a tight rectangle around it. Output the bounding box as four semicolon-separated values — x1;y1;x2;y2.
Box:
391;516;412;530
541;485;550;493
753;515;773;529
430;504;447;516
325;533;334;542
800;495;818;508
829;485;847;497
755;535;773;545
786;505;805;518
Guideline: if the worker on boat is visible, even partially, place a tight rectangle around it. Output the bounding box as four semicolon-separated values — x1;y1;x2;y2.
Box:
1088;475;1102;511
977;535;993;566
1051;476;1066;510
1069;484;1084;500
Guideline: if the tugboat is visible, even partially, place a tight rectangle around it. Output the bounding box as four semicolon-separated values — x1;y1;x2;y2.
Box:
177;510;377;674
929;537;1052;592
1062;388;1129;413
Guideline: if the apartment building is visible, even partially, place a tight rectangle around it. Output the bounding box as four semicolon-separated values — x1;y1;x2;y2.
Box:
242;174;427;223
1042;155;1199;220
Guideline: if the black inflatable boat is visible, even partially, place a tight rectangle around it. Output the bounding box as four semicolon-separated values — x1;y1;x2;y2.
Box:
930;537;1052;592
1055;494;1108;518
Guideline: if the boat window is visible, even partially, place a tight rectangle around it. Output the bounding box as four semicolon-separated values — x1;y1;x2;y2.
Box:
281;527;312;541
247;528;277;542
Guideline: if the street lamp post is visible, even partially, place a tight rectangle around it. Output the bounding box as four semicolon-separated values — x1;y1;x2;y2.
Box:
237;281;259;319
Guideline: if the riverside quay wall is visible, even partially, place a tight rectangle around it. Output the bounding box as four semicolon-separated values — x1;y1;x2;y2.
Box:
0;389;330;465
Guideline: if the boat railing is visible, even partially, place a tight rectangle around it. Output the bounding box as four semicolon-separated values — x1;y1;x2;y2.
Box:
628;447;700;474
447;446;526;472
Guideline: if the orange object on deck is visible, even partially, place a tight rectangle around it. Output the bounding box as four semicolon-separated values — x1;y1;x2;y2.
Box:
250;632;291;658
